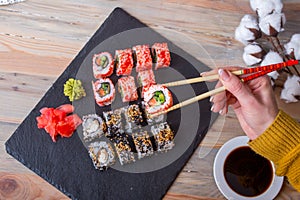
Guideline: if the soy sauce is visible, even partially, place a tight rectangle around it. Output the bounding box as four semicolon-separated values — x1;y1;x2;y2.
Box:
223;146;273;197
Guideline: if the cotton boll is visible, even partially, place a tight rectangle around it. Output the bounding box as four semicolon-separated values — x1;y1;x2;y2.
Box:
284;33;300;60
261;51;283;80
249;0;260;12
259;12;286;36
280;75;300;103
235;15;261;45
243;43;266;66
261;51;283;66
250;0;283;18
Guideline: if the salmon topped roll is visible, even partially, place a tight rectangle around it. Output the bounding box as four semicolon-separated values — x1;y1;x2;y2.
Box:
92;52;114;78
115;48;134;76
137;69;156;98
151;43;171;70
143;84;173;114
92;78;115;107
117;76;138;102
132;44;153;72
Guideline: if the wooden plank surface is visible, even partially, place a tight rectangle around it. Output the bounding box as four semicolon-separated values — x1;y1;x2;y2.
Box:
0;0;299;199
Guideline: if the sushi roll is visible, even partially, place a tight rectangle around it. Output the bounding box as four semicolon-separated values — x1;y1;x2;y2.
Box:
118;76;138;102
132;131;154;159
92;52;114;78
114;140;135;165
151;122;175;152
103;109;123;141
137;69;156;87
92;78;115;107
132;44;153;72
137;69;156;98
151;43;171;70
88;141;116;171
143;84;173;115
82;114;106;142
123;104;143;132
115;48;134;76
141;101;164;125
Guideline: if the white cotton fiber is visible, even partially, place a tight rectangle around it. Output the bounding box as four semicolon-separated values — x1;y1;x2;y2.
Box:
261;51;283;80
284;33;300;60
259;12;286;36
235;15;260;45
243;43;265;66
250;0;283;18
280;75;300;103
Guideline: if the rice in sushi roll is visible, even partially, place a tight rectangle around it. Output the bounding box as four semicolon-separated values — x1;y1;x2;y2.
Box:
114;140;135;165
118;76;138;102
115;48;134;76
151;122;175;152
151;43;171;70
143;84;173;114
82;114;106;142
92;78;115;107
88;141;116;171
123;104;143;132
93;52;114;78
132;44;153;72
132;131;154;159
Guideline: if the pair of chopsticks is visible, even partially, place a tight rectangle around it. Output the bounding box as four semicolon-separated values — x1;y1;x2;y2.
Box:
150;60;299;117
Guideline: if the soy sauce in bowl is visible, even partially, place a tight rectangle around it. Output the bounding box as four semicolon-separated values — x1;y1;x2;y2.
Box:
223;146;274;197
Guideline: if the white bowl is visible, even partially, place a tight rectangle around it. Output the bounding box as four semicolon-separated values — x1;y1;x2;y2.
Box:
213;136;284;200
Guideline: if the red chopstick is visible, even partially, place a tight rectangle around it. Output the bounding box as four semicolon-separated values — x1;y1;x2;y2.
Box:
163;60;299;87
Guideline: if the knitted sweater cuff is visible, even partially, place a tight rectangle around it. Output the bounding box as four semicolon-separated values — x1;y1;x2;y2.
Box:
248;110;300;166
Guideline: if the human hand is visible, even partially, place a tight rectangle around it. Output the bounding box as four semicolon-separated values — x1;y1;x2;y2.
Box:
203;68;279;140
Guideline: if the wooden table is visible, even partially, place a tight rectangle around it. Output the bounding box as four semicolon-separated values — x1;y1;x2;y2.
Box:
1;0;300;199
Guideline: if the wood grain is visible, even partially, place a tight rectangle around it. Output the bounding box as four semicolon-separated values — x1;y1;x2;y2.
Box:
0;0;299;199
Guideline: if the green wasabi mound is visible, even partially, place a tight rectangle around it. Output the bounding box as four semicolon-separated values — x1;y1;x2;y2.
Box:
64;78;86;102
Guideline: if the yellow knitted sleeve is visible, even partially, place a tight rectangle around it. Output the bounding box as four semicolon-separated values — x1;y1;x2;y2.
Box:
248;110;300;192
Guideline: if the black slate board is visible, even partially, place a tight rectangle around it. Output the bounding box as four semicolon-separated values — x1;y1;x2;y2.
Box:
5;8;217;200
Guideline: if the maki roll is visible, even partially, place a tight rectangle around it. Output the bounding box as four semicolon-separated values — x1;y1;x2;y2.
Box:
88;141;116;171
143;84;173;114
114;140;135;165
151;122;175;152
141;101;164;125
123;104;143;132
82;114;106;142
92;78;115;107
137;69;156;98
118;76;138;102
132;44;153;72
103;109;123;141
132;131;154;159
115;48;134;76
137;69;156;87
151;43;171;70
92;52;114;78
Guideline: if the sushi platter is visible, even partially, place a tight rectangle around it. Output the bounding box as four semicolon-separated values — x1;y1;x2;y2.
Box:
79;39;175;170
5;8;216;199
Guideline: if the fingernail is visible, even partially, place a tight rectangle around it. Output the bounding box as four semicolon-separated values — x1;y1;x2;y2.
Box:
210;104;214;112
218;69;230;81
200;72;206;76
210;96;214;102
219;109;224;115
